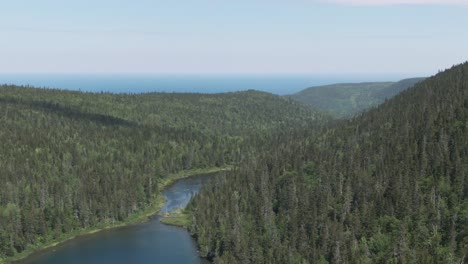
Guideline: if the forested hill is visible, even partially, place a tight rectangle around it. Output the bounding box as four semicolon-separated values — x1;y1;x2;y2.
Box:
0;86;326;261
0;87;323;136
190;63;467;263
289;77;424;118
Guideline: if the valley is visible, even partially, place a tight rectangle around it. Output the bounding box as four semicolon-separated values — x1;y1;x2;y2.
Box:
0;64;466;263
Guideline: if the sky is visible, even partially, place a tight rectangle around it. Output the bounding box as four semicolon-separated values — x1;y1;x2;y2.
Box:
1;0;467;75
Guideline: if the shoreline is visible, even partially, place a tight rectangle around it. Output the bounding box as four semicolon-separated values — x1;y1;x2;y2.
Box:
160;209;191;228
4;166;231;264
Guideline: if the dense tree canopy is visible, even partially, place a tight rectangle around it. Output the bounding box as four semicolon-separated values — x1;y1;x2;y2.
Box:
0;86;326;260
289;78;425;118
190;63;467;263
1;62;465;263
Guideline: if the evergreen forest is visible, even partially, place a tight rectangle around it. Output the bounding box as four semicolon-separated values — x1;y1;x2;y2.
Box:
189;63;467;263
0;62;467;263
0;86;325;260
289;78;425;118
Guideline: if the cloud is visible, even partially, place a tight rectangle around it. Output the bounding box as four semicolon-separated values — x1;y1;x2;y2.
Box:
323;0;468;5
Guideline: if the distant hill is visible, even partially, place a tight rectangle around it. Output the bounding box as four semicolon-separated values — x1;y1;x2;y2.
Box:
289;77;425;118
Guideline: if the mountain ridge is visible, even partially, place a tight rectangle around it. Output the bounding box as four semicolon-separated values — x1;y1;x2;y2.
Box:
190;62;467;263
289;77;425;118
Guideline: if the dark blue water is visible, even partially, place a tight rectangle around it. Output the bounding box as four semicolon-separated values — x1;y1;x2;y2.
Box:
16;174;215;264
0;74;404;95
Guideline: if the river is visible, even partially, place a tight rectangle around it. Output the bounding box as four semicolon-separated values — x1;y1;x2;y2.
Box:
16;174;215;264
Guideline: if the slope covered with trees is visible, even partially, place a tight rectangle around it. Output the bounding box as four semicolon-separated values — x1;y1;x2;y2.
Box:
289;78;424;118
190;64;467;263
0;86;326;261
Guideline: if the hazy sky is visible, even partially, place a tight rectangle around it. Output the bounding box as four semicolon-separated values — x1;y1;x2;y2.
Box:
1;0;467;75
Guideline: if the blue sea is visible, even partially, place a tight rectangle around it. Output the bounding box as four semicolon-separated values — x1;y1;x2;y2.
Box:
0;74;406;95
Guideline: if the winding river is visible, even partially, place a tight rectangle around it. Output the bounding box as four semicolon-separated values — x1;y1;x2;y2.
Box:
17;174;215;264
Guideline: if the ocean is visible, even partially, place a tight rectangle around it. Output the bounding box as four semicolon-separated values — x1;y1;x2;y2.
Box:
0;74;405;95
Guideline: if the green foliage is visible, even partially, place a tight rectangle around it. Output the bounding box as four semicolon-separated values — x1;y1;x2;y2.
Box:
190;63;467;263
1;62;465;264
303;161;320;187
160;209;191;228
289;78;425;118
0;85;325;261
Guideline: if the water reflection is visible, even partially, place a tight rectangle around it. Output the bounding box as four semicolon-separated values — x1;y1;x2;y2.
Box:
17;174;216;264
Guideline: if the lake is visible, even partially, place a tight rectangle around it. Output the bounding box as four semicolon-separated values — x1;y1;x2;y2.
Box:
16;174;217;264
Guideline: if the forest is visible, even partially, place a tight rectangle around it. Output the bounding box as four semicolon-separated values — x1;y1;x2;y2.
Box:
289;78;425;118
189;63;467;263
0;62;466;263
0;86;326;261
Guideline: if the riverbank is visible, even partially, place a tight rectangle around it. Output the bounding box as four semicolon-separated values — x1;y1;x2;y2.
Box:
160;208;191;228
158;167;231;228
3;166;231;264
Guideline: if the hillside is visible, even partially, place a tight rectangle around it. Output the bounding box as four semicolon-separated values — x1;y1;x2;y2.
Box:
289;78;424;118
0;86;326;261
190;64;467;263
0;87;323;136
